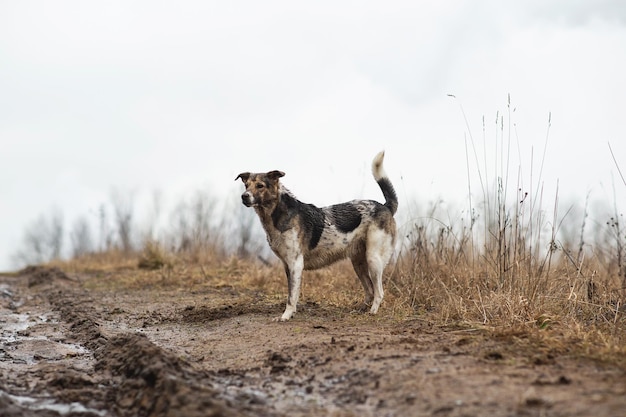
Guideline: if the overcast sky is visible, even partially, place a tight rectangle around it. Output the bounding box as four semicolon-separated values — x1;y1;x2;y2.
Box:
2;1;626;270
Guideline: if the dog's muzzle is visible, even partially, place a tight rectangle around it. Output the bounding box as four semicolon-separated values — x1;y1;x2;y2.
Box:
241;192;254;207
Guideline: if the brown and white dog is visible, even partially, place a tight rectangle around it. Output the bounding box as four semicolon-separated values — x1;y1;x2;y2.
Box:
236;151;398;321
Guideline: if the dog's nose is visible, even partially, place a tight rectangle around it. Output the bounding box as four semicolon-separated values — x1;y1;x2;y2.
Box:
241;192;253;207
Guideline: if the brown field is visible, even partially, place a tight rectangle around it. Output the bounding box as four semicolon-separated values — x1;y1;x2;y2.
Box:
1;246;625;417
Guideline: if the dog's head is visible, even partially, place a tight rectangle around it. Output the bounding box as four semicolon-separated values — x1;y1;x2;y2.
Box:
235;170;285;208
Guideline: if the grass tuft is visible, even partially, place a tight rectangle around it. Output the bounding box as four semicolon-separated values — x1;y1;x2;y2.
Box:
137;240;171;270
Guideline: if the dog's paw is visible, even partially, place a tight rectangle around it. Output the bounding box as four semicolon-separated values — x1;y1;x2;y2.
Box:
369;297;383;315
354;301;372;312
274;309;295;321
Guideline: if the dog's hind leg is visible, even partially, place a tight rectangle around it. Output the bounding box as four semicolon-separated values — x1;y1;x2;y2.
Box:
350;249;374;309
366;229;395;314
367;257;385;314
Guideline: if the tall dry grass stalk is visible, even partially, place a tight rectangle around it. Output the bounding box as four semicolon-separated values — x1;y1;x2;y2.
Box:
387;98;625;346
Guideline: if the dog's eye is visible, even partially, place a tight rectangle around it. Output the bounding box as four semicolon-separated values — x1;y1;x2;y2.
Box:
256;183;265;189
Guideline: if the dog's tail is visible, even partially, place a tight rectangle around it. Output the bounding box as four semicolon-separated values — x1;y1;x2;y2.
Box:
372;151;398;215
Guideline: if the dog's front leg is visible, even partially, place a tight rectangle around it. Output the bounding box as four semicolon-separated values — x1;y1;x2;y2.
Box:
276;255;304;321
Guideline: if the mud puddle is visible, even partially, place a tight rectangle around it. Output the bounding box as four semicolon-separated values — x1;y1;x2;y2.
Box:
0;307;86;365
0;390;107;417
1;267;246;417
0;276;106;417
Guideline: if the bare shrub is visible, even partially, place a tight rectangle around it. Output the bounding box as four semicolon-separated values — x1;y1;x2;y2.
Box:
69;216;94;258
232;199;267;260
97;203;113;252
167;189;219;261
110;188;136;254
143;189;164;242
12;208;64;267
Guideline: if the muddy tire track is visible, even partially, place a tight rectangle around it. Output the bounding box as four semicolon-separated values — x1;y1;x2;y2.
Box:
2;267;252;417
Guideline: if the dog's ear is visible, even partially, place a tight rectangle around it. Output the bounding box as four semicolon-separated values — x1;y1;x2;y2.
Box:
266;170;285;181
235;172;251;182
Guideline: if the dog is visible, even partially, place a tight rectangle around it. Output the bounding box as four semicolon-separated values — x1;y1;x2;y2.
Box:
235;151;398;321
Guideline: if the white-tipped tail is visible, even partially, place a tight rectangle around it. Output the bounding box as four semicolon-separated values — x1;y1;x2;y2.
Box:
372;150;387;181
371;151;398;215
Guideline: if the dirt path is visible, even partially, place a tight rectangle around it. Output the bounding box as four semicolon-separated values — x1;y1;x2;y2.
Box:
1;266;625;416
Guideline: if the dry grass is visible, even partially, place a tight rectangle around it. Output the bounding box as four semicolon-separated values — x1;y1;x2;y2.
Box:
39;193;626;367
23;100;626;368
46;232;626;369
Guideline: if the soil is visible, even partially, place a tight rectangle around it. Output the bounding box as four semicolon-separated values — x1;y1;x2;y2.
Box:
1;266;625;417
